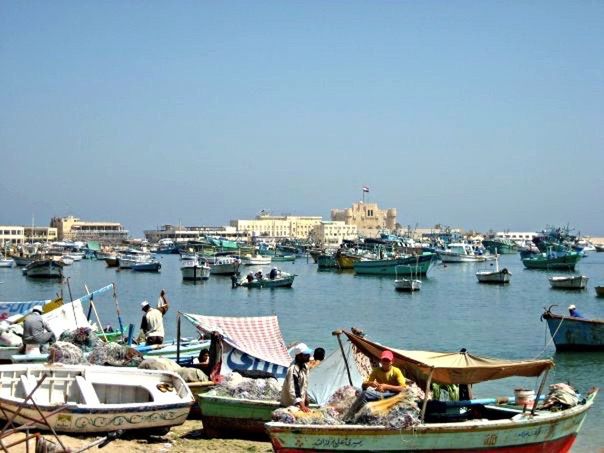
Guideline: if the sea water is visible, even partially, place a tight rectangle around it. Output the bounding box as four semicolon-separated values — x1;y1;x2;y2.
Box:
1;253;602;451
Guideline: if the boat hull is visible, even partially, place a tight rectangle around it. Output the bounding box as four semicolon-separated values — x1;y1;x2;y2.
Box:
354;254;436;276
522;253;581;271
335;254;358;269
548;276;588;290
266;391;596;452
317;255;337;269
197;393;279;439
241;275;296;288
542;311;604;351
476;269;511;284
394;279;421;291
132;261;162;272
596;286;604;297
181;266;210;280
210;262;240;275
24;261;63;279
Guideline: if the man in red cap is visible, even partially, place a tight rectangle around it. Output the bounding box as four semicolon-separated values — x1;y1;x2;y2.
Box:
345;349;406;420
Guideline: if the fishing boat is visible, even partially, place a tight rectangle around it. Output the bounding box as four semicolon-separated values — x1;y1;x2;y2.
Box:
209;256;241;275
595;244;604;252
522;251;582;271
548;275;589;290
239;271;296;288
181;259;210;281
241;254;272;266
541;306;604;351
131;259;162;272
353;253;437;276
596;286;604;297
0;364;194;433
393;264;421;291
335;251;361;269
317;253;338;270
476;256;511;284
11;255;36;267
22;260;63;279
482;238;518;254
439;243;486;263
117;250;153;269
265;330;598;452
0;257;14;268
271;254;296;262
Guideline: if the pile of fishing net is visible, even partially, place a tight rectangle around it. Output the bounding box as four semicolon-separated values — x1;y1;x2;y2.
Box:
87;342;143;367
48;341;85;365
351;384;423;429
542;383;579;410
138;357;209;383
58;327;100;353
213;372;281;400
272;406;343;425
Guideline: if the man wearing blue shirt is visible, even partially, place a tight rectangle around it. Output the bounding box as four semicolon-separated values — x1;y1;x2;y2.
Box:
568;304;584;318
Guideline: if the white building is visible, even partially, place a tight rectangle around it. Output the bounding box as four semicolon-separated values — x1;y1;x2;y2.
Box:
310;221;358;246
496;231;538;244
50;216;128;243
144;225;240;243
230;215;323;240
0;226;25;246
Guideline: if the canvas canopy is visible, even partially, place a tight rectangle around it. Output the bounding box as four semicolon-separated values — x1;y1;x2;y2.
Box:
344;331;553;386
182;313;292;368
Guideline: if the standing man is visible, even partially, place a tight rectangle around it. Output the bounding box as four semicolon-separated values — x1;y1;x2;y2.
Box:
281;343;313;412
157;289;169;315
140;301;165;345
22;305;56;353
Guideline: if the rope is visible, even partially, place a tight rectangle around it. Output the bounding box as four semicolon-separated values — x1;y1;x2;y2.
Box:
534;316;564;359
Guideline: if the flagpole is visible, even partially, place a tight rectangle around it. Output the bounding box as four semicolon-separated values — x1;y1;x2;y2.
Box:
362;188;365;203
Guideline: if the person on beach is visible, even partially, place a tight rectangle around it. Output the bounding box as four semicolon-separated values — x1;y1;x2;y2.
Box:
345;350;406;420
568;304;584;318
157;289;169;315
140;300;165;345
281;342;313;412
22;305;56;353
195;348;212;376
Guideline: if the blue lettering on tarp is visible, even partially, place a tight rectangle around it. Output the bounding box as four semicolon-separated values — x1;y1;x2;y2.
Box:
226;348;287;378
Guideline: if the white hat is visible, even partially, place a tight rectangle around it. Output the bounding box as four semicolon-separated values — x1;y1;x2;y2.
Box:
568;304;576;310
32;305;43;314
291;342;313;356
141;301;150;309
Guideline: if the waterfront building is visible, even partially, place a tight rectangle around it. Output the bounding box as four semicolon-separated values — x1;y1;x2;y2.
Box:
24;227;58;243
331;202;396;238
230;214;323;239
496;231;538;244
144;225;240;243
0;226;25;246
50;216;128;243
310;221;358;247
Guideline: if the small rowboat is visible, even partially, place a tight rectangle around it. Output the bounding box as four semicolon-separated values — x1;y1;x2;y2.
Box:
548;275;589;290
239;273;296;288
0;363;194;433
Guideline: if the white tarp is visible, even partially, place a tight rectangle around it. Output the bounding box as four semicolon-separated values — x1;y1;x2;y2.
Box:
308;341;364;405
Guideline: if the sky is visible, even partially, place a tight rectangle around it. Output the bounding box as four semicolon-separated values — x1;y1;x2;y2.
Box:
1;1;603;237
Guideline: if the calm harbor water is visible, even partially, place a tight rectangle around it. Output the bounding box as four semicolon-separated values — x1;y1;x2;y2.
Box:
1;253;603;451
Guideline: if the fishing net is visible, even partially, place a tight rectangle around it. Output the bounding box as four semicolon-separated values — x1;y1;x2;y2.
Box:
542;383;579;410
272;406;343;425
58;327;100;352
138;357;209;382
213;372;282;400
352;384;423;429
48;341;85;365
325;385;359;417
87;342;143;367
0;322;23;347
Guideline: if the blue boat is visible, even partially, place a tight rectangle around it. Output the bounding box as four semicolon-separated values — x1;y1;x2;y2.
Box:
353;252;438;276
541;307;604;351
131;260;162;272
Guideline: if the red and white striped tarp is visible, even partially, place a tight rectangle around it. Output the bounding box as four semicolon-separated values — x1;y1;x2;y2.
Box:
182;313;292;367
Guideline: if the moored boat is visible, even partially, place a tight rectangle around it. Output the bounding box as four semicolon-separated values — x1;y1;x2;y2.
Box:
596;286;604;297
394;278;421;291
476;256;511;284
131;259;162;272
23;260;63;279
265;329;598;452
548;275;589;290
239;272;296;288
482;238;518;254
317;253;338;269
209;257;241;275
241;254;272;266
541;306;604;351
522;251;582;271
439;243;486;263
181;259;211;281
353;253;437;276
0;257;14;268
0;363;194;433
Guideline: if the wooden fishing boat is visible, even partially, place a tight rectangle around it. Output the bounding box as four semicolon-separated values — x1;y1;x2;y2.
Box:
541;307;604;351
104;256;119;267
476;257;511;284
271;254;296;262
335;252;360;269
353;253;437;276
265;330;598;452
548;275;589;290
131;260;162;272
23;260;63;279
0;363;194;433
394;278;421;291
317;254;337;269
197;391;281;438
181;259;210;281
241;254;272;266
522;252;581;271
482;238;518;254
440;243;486;263
239;272;296;288
596;286;604;297
209;257;241;275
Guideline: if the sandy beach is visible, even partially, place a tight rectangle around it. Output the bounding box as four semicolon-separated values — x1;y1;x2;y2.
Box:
7;420;272;452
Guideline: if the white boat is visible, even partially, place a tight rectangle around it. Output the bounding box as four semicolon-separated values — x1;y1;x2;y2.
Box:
0;363;194;433
548;275;589;290
241;254;272;266
0;256;14;268
394;278;422;291
209;257;241;275
181;259;211;281
476;256;511;284
23;260;63;279
58;255;74;266
440;243;486;263
117;250;153;269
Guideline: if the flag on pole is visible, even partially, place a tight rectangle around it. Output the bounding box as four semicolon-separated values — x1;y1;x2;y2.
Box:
362;186;369;193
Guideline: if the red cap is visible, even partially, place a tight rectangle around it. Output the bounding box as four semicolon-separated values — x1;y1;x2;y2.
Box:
380;350;394;362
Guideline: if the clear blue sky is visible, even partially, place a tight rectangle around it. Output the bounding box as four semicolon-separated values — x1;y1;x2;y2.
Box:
1;1;603;236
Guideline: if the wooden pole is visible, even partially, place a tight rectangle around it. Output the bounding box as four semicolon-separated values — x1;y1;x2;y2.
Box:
332;330;353;386
84;284;108;342
420;368;435;423
176;312;182;365
531;368;550;415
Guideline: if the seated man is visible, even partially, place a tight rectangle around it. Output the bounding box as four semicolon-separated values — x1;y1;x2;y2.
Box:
194;348;213;376
280;343;313;412
269;267;279;279
568;304;584;318
22;305;56;353
345;350;406;419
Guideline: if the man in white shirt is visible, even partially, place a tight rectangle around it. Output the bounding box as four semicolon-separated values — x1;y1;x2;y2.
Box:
140;301;165;345
280;343;313;412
